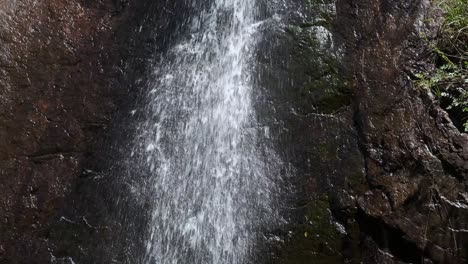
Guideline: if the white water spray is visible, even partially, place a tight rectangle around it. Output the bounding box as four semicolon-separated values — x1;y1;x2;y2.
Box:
136;1;280;263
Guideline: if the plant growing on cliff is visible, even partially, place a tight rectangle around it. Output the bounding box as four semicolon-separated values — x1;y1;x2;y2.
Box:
417;0;468;132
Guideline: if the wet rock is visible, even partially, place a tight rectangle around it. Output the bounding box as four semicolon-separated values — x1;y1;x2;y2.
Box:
336;0;468;262
329;190;357;220
357;190;392;218
0;0;139;262
41;1;201;263
1;0;466;263
270;0;467;263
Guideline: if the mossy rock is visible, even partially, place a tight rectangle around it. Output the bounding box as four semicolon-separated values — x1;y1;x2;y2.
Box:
277;196;346;264
286;9;351;115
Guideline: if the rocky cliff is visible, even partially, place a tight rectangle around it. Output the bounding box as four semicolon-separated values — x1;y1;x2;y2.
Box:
0;0;466;263
272;0;468;263
0;0;140;262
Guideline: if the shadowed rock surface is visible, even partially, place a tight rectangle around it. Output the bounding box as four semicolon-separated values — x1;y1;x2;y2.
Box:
0;0;467;263
0;0;138;262
271;0;468;263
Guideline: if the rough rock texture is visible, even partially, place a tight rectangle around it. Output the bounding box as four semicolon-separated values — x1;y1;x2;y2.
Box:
344;0;468;262
0;0;466;263
0;0;136;263
273;0;468;263
41;2;201;263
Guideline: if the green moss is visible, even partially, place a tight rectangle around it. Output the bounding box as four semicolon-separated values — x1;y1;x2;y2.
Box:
286;2;351;115
303;0;336;30
317;141;338;160
279;195;345;264
347;171;367;196
304;0;336;9
304;196;343;250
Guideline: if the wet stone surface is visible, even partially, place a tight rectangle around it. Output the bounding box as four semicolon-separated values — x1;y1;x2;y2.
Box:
0;0;467;263
260;0;468;263
0;0;138;263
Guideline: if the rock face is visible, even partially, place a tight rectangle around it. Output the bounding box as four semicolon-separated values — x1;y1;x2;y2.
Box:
0;0;466;263
271;0;468;263
338;1;468;262
0;0;138;263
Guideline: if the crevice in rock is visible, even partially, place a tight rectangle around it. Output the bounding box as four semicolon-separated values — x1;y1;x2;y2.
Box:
27;151;82;163
352;106;369;167
438;155;466;182
356;208;428;263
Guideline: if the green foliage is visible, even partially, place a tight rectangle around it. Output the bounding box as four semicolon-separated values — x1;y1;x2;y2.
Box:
417;0;468;132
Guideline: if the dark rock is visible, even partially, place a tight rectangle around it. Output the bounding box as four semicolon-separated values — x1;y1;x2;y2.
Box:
0;0;140;262
270;0;468;263
1;0;467;263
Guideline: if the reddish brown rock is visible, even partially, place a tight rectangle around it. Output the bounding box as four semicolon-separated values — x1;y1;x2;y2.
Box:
0;0;135;263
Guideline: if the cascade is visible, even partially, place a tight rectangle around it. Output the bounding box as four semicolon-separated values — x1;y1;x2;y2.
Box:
136;1;281;263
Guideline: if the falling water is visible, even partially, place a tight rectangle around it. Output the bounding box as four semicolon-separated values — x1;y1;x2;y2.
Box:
134;0;280;263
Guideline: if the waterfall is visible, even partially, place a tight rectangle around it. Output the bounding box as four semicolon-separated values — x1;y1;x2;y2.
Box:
134;0;280;263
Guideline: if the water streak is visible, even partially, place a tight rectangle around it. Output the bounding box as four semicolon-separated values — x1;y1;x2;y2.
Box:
136;1;279;263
